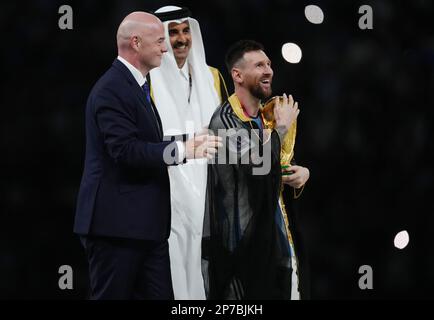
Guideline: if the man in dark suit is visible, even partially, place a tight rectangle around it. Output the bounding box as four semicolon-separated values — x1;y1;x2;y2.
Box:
74;11;221;300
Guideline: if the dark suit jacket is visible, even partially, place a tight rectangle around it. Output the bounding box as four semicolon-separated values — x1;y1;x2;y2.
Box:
74;59;179;241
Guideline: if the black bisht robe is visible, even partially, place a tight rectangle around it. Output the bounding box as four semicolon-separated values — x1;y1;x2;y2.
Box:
203;99;293;299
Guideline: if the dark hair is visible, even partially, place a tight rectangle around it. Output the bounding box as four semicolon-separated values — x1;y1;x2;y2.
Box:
225;40;264;73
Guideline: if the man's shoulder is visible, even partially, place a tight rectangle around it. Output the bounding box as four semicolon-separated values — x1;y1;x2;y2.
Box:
90;64;128;98
85;67;134;114
97;63;125;85
207;66;228;102
208;66;220;74
209;100;241;130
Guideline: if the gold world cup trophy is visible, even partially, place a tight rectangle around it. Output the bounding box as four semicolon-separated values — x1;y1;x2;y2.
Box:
261;96;297;175
261;96;299;245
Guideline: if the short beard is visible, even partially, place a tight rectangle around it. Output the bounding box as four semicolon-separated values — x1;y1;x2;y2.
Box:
250;83;272;101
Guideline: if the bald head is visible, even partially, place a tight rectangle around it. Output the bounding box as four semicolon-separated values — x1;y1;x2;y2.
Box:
117;12;161;51
116;11;167;75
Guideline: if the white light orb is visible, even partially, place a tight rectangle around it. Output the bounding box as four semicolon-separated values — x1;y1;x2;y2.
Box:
305;5;324;24
394;230;409;249
282;43;302;64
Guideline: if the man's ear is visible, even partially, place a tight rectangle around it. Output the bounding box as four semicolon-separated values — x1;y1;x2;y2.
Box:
231;68;242;84
131;36;140;52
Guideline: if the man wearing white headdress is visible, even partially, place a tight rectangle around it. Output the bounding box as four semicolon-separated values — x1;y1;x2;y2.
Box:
149;5;228;300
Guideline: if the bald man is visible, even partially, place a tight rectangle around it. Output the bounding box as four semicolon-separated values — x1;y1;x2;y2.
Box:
74;12;220;300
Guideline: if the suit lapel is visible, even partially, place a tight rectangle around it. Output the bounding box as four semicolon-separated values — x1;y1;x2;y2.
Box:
142;93;163;139
113;59;163;140
145;74;164;139
149;99;163;139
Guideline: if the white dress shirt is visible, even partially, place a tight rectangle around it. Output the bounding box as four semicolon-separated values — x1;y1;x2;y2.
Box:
117;56;146;87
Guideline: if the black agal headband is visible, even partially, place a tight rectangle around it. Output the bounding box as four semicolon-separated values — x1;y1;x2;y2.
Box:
153;7;192;22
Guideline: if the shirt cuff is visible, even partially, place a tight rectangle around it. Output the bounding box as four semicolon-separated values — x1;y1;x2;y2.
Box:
175;141;186;163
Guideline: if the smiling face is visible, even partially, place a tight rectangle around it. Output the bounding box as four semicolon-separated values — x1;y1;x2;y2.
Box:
136;21;167;70
168;20;192;68
238;50;274;100
116;13;168;74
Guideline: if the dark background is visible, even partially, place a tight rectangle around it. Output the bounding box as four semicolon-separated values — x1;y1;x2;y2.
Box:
1;0;433;299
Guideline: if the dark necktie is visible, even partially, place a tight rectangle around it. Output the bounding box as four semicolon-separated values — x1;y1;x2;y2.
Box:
141;81;161;136
142;81;152;105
